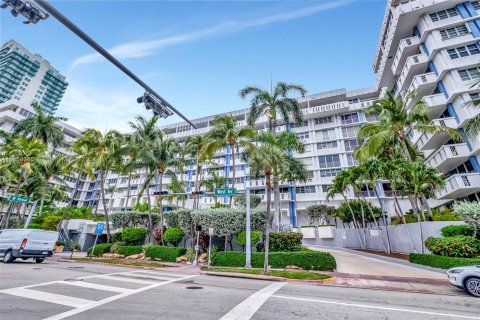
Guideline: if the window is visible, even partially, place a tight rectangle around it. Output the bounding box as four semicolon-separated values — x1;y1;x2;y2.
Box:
314;116;333;125
472;1;480;10
429;8;458;22
317;140;338;150
321;185;331;192
341;125;360;138
296;131;310;139
235;177;245;184
315;128;336;141
290;120;308;128
344;139;360;152
366;112;379;122
308;171;314;179
458;67;480;81
346;154;359;166
470;92;480;101
296;186;316;194
440;25;469;40
320;169;341;177
319;155;341;168
19;108;34;118
341;113;359;125
177;125;191;133
447;44;480;59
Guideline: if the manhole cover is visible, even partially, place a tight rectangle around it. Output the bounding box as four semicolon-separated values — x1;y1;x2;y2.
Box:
67;266;84;269
185;286;203;290
33;268;41;270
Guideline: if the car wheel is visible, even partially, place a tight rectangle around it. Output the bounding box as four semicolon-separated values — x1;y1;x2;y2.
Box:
34;258;45;264
3;251;14;263
465;277;480;297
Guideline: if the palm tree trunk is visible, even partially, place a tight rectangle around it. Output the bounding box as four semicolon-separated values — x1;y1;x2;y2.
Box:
38;184;47;217
392;188;417;252
57;175;79;233
360;193;388;253
158;172;164;245
124;171;132;211
264;173;272;273
145;169;153;242
194;156;200;209
372;188;391;253
229;146;236;207
99;170;111;243
414;196;425;254
342;193;365;249
273;176;280;232
420;194;434;220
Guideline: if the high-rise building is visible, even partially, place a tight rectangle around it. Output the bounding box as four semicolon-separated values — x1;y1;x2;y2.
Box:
0;39;68;115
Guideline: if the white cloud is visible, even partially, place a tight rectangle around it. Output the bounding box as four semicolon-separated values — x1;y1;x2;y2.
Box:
72;1;352;67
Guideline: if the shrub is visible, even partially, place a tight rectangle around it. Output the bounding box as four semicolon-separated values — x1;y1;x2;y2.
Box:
111;232;123;243
69;242;80;251
111;212;160;229
41;216;62;231
236;230;262;248
453;201;480;236
269;232;303;252
234;194;262;208
87;243;111;256
56;240;65;246
163;227;184;246
26;223;42;229
306;205;334;226
144;245;187;262
431;208;461;221
117;245;143;256
424;236;480;258
122;227;148;245
409;253;480;270
441;225;474;238
332;200;382;224
211;251;336;271
110;241;126;253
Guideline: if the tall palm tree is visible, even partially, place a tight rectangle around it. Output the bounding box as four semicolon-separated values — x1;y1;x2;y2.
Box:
185;135;210;209
36;154;69;215
165;172;187;208
204;115;256;206
356;91;461;162
13;103;67;148
248;143;284;273
74;129;125;242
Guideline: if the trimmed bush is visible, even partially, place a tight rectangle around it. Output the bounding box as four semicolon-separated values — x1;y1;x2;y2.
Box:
110;241;126;253
111;232;123;243
144;245;187;262
117;245;143;256
425;236;480;258
236;230;262;248
409;253;480;270
56;240;65;246
122;227;148;245
163;227;185;246
441;225;474;238
269;232;303;252
26;223;42;229
41;216;62;231
87;243;111;256
211;251;336;271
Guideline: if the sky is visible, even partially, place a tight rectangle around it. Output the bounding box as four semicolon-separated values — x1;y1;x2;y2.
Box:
1;0;387;132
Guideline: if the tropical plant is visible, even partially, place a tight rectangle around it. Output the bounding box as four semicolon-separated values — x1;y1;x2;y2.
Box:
35;155;69;215
306;205;334;226
452;201;480;238
185;135;210;209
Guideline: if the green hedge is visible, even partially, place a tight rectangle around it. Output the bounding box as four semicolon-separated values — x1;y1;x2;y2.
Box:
441;225;474;238
117;245;143;257
409;253;480;270
144;245;187;262
424;236;480;258
87;243;111;256
269;232;303;252
211;251;336;271
122;227;148;245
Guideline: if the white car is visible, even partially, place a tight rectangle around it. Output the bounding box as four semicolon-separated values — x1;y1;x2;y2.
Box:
0;229;59;263
447;265;480;297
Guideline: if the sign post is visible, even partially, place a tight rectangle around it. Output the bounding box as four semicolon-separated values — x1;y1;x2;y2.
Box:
23;201;38;229
90;223;105;258
193;225;201;266
207;227;214;270
245;188;252;268
214;188;236;197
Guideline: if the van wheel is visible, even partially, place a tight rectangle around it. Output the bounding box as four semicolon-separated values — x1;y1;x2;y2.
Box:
35;258;44;264
3;251;14;263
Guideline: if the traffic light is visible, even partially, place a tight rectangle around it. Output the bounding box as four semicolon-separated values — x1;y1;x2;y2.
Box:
0;0;48;24
137;92;173;119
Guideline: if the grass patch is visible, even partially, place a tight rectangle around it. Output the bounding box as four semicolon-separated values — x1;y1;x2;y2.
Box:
70;257;170;268
207;267;331;280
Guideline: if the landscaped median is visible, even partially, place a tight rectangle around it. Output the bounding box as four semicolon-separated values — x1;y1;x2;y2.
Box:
409;253;480;270
70;257;170;268
203;267;334;283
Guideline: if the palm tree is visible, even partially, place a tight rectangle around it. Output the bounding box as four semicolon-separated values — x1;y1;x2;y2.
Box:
165;172;187;208
36;155;69;215
201;171;229;205
13;103;67;148
74;129;125;242
185;135;210;209
248;143;284;273
356;91;461;162
204;115;256;206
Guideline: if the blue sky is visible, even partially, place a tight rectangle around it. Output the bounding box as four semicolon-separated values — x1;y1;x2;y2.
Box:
1;0;386;132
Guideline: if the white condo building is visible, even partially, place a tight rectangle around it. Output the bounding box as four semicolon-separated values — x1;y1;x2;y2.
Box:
2;1;480;227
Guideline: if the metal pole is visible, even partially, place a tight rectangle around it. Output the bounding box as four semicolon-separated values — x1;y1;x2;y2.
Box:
193;230;200;266
23;201;38;229
245;188;252;268
90;234;99;258
33;0;197;128
207;234;212;270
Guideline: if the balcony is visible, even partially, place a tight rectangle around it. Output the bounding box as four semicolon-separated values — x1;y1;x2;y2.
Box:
422;93;447;118
408;72;436;97
416;117;458;151
426;143;470;173
396;53;428;93
391;36;420;76
437;173;480;200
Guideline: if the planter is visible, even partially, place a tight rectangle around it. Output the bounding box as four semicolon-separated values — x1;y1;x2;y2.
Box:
292;227;301;233
317;226;335;239
300;227;316;239
54;245;64;253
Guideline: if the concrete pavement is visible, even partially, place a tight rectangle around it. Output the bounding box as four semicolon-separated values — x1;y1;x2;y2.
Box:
0;258;478;320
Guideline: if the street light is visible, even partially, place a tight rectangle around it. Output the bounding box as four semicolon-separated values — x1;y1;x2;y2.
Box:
1;0;48;24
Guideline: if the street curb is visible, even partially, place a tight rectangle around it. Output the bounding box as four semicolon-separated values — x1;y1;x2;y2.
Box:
201;271;337;284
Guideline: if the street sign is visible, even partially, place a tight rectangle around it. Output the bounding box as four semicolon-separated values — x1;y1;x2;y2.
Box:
214;188;236;196
94;223;105;235
208;228;214;236
8;195;30;203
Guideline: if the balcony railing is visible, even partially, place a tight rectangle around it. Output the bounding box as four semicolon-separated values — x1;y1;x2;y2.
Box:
391;36;420;75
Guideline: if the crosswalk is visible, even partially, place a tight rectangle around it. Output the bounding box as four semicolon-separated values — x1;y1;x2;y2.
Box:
0;270;196;320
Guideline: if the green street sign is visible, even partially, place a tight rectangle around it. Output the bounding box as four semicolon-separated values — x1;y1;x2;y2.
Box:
214;188;237;196
8;195;30;204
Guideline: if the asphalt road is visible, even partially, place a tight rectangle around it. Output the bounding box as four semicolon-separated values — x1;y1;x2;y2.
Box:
0;259;478;320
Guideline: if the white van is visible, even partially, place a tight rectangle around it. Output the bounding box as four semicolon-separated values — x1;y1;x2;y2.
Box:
0;229;59;263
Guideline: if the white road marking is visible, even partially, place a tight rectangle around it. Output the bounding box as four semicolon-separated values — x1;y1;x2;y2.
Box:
273;295;480;320
58;280;133;293
219;282;286;320
95;275;159;285
1;287;92;308
137;270;185;278
42;275;197;320
122;272;175;281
